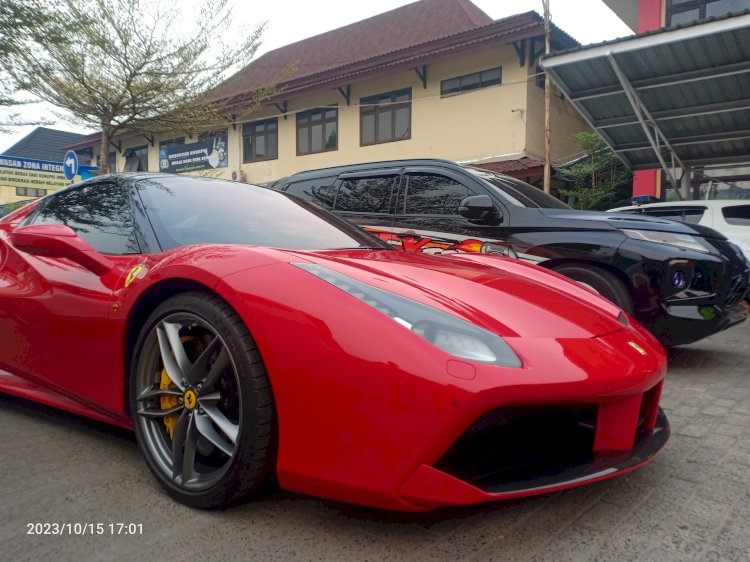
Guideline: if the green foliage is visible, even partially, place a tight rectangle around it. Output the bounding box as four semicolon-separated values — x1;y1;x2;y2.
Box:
560;132;632;211
2;0;279;171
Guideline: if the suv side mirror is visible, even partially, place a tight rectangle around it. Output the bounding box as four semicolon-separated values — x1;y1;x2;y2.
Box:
11;223;113;276
458;195;501;224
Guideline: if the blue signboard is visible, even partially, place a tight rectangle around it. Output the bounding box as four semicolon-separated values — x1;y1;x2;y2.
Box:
63;150;79;181
159;130;228;174
0;155;96;189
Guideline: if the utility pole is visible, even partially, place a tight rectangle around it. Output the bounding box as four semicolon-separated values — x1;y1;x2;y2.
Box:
542;0;552;194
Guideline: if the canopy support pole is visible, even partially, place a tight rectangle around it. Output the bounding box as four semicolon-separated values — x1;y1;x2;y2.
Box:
606;53;686;200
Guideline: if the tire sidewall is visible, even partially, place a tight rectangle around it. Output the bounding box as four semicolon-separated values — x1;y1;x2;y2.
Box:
129;292;275;509
554;265;633;313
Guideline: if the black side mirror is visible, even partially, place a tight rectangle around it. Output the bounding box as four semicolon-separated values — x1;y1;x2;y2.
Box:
458;195;501;224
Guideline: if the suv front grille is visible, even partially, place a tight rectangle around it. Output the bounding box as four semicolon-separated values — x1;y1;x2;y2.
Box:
726;274;749;306
707;239;749;305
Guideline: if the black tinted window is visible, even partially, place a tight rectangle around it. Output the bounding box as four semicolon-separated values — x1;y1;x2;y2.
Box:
136;176;384;251
472;169;571;210
722;204;750;226
643;209;687;219
32;182;139;254
403;174;474;215
682;209;705;224
642;208;706;224
334;176;397;213
285;177;337;210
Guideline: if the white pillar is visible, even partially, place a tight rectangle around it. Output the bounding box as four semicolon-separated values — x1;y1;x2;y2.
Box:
680;170;692;200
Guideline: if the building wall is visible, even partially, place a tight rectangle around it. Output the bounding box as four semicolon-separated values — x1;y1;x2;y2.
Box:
95;43;589;184
524;66;591;164
0;185;39;204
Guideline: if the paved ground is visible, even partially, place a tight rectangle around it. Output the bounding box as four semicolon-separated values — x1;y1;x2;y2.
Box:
1;321;749;562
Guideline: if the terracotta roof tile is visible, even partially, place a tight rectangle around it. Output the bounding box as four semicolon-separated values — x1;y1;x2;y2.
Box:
210;0;493;101
473;157;545;177
66;1;580;149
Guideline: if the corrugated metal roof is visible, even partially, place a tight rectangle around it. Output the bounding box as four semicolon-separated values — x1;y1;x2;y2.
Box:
542;13;750;186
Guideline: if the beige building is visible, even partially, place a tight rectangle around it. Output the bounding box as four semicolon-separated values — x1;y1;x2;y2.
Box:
70;0;590;186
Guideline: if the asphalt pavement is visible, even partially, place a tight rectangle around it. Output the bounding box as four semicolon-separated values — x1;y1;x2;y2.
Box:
1;319;749;562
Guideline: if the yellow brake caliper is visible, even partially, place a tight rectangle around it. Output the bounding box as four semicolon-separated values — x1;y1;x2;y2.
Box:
160;368;179;438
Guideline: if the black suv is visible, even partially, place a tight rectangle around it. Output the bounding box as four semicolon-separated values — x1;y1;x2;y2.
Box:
268;159;749;346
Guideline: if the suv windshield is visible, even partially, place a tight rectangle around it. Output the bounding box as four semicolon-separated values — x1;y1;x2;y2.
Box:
467;168;571;210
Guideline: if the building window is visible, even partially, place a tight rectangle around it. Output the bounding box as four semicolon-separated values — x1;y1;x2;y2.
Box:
243;118;278;162
16;187;48;197
360;88;411;146
123;145;148;172
441;68;502;96
76;147;93;166
297;108;338;155
667;0;746;27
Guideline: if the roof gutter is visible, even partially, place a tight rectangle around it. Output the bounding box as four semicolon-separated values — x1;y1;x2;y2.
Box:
542;13;750;69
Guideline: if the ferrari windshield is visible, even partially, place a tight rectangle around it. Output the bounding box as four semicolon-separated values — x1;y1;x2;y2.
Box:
135;176;389;251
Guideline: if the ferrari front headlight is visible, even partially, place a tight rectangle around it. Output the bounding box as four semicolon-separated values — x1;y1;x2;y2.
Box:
294;262;522;367
622;229;711;253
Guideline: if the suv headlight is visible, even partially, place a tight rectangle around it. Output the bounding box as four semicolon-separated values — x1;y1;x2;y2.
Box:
622;229;711;253
294;262;522;367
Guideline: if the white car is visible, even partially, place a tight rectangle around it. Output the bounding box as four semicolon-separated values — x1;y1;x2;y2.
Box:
609;200;750;262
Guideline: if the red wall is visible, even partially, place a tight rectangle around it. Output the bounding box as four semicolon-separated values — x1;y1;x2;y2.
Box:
633;170;659;197
638;0;662;32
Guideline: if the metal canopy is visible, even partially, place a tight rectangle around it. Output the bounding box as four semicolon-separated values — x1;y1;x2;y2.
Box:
542;14;750;192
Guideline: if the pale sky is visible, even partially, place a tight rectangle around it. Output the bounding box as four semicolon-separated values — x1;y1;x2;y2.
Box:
0;0;632;153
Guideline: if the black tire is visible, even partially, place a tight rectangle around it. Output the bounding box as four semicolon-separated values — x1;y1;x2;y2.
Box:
129;292;276;509
553;264;633;313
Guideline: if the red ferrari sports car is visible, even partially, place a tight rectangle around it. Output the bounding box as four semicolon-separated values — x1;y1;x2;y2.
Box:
0;174;669;511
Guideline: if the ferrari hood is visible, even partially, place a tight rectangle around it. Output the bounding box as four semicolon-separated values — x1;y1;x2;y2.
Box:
289;249;627;340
